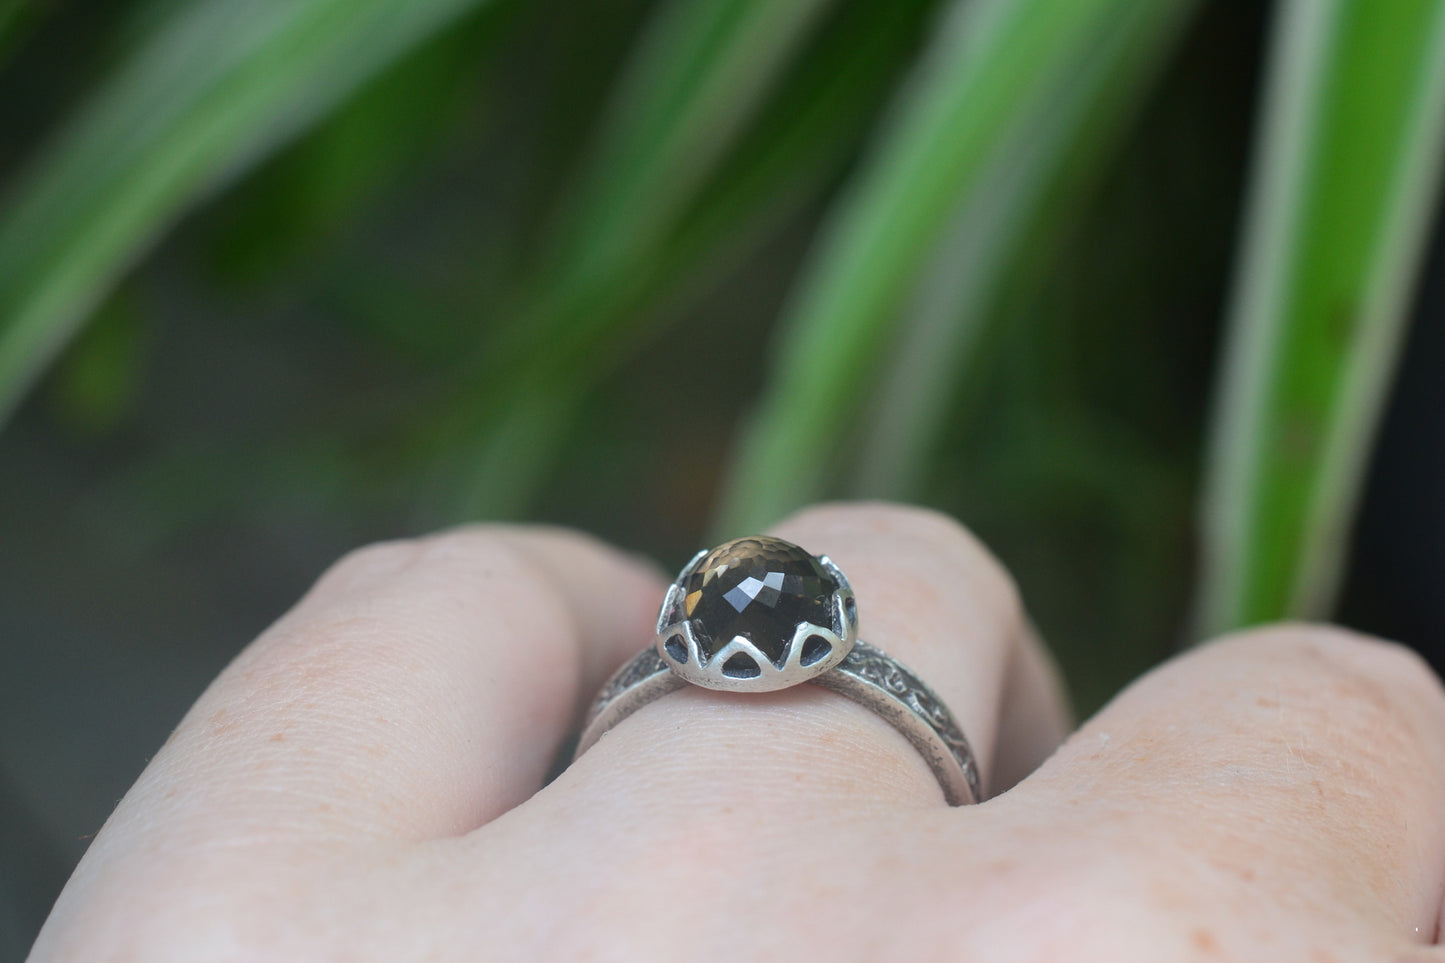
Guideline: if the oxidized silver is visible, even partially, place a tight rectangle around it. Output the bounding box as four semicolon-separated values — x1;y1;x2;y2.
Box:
575;539;981;806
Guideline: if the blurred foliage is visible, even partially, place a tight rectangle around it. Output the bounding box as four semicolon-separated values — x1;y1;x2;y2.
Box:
1197;0;1445;635
1;0;1443;712
0;0;500;418
717;0;1200;534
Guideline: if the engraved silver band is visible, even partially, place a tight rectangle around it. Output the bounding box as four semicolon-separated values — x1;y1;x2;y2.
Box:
575;639;981;806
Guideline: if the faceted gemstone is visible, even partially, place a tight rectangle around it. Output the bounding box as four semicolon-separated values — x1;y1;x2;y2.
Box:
681;536;837;665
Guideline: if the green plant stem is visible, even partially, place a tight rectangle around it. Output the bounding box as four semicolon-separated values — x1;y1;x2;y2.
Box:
850;0;1197;498
713;0;1136;537
440;0;928;518
1196;0;1445;634
0;0;494;425
552;0;837;282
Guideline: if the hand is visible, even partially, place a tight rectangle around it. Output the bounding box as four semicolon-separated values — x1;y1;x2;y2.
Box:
28;504;1445;961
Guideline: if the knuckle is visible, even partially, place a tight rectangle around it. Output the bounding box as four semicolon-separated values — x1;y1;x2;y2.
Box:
1315;625;1441;695
253;528;559;690
319;536;429;589
781;500;973;545
390;526;579;601
1222;622;1444;715
779;501;1023;621
1201;623;1445;829
314;526;530;596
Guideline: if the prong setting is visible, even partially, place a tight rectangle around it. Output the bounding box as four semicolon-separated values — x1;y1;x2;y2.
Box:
654;537;857;692
581;538;978;805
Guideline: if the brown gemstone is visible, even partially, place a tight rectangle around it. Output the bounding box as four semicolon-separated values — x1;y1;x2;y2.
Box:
681;536;837;665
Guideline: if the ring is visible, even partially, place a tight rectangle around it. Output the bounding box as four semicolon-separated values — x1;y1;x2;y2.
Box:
574;536;981;805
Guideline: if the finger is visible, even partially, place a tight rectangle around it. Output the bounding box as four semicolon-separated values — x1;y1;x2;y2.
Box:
566;502;1070;809
1023;624;1445;948
84;527;664;848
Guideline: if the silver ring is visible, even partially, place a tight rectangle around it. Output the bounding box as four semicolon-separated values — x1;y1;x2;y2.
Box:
574;536;981;805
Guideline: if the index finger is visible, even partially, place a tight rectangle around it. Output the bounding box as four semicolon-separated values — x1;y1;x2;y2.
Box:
72;527;664;847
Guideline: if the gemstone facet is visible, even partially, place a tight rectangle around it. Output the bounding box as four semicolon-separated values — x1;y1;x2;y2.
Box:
681;536;838;666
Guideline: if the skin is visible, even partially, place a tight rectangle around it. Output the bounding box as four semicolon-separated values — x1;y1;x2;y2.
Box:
26;502;1445;962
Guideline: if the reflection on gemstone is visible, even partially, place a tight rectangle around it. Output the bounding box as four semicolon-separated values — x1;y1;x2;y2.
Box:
681;536;837;665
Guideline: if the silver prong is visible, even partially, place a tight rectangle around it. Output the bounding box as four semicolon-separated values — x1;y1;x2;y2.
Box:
819;555;850;593
676;548;708;583
656;582;684;634
659;549;708;632
831;587;858;643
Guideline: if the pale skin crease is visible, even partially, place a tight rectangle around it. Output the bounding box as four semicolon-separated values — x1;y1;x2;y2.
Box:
26;503;1445;962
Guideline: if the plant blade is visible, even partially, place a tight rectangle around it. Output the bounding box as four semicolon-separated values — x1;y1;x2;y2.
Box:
0;0;31;53
442;0;877;518
483;0;841;380
1196;0;1445;634
713;0;1138;537
850;0;1198;499
0;0;494;425
552;0;837;282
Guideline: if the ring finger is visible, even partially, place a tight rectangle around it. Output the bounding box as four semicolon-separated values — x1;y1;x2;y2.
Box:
559;502;1071;812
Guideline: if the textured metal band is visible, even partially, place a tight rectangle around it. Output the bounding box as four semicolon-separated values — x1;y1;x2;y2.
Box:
575;640;981;806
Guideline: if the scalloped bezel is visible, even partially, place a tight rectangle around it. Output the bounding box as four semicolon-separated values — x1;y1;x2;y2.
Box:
653;544;858;692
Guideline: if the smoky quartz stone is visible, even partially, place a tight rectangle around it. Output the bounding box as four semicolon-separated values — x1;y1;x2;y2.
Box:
681;536;838;665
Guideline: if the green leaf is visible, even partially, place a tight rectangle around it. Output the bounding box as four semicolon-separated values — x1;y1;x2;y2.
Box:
550;0;837;282
206;14;506;287
714;0;1144;537
0;0;32;55
441;0;854;518
1195;0;1445;634
659;0;943;323
486;0;841;377
46;287;148;436
850;0;1198;499
0;0;495;425
81;0;942;534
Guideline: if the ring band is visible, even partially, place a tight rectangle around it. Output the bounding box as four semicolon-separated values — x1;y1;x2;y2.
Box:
574;536;981;805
